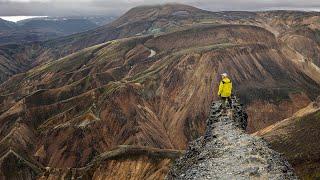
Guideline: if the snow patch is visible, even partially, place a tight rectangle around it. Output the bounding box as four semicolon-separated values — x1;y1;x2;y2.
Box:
148;49;156;58
78;120;92;128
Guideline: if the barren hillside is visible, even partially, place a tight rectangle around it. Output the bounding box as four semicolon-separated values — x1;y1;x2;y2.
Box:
1;4;320;179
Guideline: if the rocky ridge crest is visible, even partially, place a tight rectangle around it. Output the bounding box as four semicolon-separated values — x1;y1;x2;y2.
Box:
166;97;297;179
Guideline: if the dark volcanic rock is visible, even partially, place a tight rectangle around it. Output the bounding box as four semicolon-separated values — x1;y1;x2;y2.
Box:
166;97;297;179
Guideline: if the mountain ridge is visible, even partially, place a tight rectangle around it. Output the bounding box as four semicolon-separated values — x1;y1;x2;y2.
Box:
2;4;320;84
0;16;116;45
1;3;320;179
167;98;297;179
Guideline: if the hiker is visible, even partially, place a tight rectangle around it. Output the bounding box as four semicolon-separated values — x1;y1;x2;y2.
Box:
218;73;232;107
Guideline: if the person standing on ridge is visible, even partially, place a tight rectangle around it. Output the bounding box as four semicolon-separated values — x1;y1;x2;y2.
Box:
218;73;232;107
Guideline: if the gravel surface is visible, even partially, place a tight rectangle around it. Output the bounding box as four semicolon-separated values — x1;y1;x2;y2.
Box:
166;97;298;180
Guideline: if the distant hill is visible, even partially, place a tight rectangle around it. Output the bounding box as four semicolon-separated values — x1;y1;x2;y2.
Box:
0;16;116;45
0;18;16;31
16;16;116;27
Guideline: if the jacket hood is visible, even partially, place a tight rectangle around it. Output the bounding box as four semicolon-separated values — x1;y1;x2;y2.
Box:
222;77;231;83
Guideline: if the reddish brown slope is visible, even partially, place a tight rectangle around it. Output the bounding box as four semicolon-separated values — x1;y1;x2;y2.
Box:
0;24;319;179
38;145;183;180
255;99;320;179
0;4;217;84
2;5;320;85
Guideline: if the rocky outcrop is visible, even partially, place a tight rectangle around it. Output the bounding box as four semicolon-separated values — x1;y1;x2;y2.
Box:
167;97;297;179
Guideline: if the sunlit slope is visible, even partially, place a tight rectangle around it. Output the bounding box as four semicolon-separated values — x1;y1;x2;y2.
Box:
256;100;320;179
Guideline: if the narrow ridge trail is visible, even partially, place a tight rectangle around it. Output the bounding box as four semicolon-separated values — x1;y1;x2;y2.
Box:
167;97;297;180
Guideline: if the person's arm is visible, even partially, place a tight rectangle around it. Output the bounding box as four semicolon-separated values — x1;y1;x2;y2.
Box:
218;81;223;96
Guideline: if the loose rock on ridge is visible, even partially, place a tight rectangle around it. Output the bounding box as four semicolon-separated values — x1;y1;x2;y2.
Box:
166;97;298;180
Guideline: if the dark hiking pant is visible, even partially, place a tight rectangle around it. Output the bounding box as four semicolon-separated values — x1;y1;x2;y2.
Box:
221;96;231;107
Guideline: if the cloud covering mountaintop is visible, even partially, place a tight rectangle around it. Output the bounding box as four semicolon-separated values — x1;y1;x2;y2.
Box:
1;0;320;16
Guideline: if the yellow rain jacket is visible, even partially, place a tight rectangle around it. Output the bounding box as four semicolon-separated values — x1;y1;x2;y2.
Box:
218;77;232;97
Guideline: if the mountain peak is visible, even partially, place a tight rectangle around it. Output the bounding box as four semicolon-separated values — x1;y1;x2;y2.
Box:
129;3;202;12
112;3;208;26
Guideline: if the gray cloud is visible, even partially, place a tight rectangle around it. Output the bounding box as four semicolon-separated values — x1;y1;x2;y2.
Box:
1;0;320;16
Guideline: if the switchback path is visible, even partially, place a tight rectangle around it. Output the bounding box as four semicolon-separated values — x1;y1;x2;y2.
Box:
167;97;297;180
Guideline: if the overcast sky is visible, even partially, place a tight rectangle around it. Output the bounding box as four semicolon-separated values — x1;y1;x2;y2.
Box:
1;0;320;16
